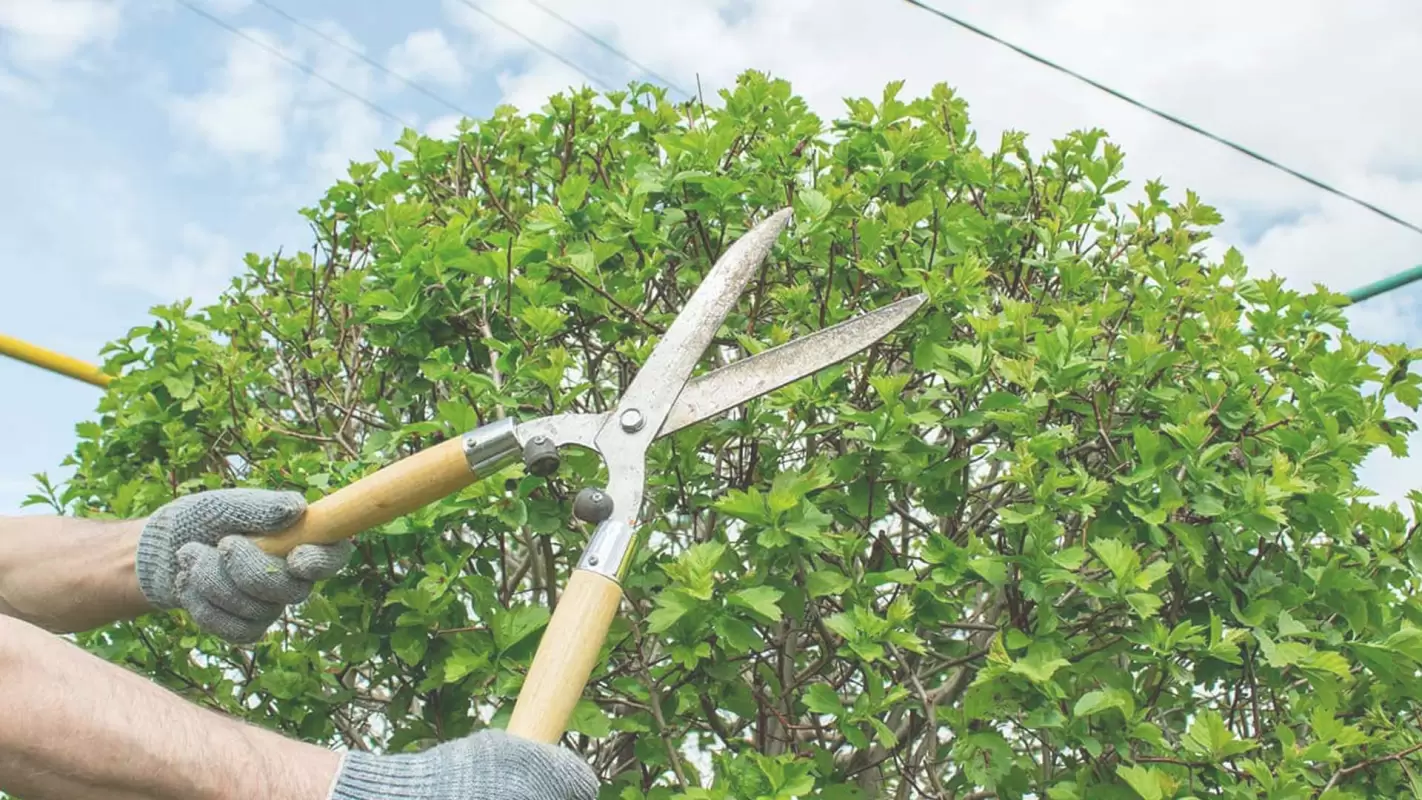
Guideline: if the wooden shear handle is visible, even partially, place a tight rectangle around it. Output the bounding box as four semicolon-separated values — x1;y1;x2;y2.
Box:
251;420;520;556
507;569;623;742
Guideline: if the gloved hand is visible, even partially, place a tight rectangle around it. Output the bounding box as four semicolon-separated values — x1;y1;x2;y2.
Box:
136;488;352;643
327;730;599;800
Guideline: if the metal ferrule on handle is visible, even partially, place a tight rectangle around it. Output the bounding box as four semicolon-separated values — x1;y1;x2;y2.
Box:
462;417;521;474
576;519;641;582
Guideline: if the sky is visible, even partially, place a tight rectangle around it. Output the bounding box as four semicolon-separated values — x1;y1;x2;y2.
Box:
2;0;1421;516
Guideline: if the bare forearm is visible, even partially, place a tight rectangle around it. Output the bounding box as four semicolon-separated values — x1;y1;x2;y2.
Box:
0;515;153;632
0;613;340;800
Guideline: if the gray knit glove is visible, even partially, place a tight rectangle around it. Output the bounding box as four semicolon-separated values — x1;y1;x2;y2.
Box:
328;731;598;800
136;489;353;643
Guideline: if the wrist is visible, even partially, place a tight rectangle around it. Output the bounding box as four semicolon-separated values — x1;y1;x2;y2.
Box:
70;516;154;628
114;517;154;610
0;515;154;632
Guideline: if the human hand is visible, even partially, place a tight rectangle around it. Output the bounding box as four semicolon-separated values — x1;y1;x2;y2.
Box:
327;730;599;800
136;488;352;643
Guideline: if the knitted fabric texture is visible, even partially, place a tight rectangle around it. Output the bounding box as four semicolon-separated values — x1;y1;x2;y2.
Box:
136;489;351;642
137;489;308;608
328;731;599;800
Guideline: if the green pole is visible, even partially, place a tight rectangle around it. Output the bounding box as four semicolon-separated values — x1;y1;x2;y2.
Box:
1346;264;1422;304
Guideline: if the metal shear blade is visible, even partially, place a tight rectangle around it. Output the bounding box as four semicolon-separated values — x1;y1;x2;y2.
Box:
509;207;925;581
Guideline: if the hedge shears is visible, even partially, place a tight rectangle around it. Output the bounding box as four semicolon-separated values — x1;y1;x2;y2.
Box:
251;207;926;742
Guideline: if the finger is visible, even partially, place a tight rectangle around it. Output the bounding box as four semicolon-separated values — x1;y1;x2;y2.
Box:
175;542;285;622
181;593;272;644
173;489;308;544
217;536;315;605
175;539;206;574
285;540;355;581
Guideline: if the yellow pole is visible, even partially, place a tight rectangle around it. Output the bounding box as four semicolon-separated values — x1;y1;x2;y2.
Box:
0;333;111;388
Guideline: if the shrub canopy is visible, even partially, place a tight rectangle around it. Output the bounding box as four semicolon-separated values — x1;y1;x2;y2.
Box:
45;71;1422;799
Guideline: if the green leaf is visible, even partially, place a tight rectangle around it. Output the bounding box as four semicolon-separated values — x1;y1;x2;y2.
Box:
258;670;307;700
1134;560;1171;590
647;589;699;633
713;489;769;524
1132;721;1168;750
766;466;829;517
391;627;428;666
664;541;727;600
1255;631;1314;670
436;399;480;432
162;373;194;400
1117;764;1164;800
1166;522;1206;567
1009;647;1071;685
493;604;550;652
824;612;858;641
1052;546;1088;570
953;731;1014;790
998;503;1044;524
1197;441;1237;467
1133;426;1161;465
442;647;489;683
1277;609;1309;638
713;615;765;651
520;306;568;337
803;683;843;715
557;173;590;208
1303;650;1352;678
1074;688;1132;720
1126;592;1165;620
1184;709;1256;759
729;585;784;622
1384;627;1422;662
567;699;612;737
1092;538;1139;583
807;569;852;598
969;556;1008;586
798;188;831;221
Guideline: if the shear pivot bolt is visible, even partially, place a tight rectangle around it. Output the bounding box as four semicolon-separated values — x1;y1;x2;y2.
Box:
619;409;645;433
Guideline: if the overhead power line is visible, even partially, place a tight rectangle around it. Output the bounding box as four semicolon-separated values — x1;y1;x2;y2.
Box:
249;0;478;120
450;0;612;92
519;0;692;99
173;0;415;129
900;0;1422;239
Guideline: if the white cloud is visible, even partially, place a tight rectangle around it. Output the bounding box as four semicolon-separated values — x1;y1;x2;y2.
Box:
73;168;242;307
102;221;240;308
165;16;410;196
168;26;297;159
291;19;406;189
0;65;41;103
387;28;465;87
424;112;464;140
0;0;121;67
439;0;1422;507
494;61;586;112
441;0;556;65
